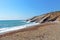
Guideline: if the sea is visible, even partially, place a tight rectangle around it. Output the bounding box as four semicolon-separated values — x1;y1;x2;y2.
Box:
0;20;29;28
0;20;39;34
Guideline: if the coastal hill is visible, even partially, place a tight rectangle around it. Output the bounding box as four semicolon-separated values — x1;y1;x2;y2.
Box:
0;11;60;40
26;11;60;23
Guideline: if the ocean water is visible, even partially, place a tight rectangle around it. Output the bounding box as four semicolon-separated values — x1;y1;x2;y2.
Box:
0;20;29;28
0;20;39;34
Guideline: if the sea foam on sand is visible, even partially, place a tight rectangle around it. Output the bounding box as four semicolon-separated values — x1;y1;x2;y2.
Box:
0;22;39;35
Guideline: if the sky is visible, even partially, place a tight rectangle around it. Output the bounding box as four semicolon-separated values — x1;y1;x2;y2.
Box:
0;0;60;20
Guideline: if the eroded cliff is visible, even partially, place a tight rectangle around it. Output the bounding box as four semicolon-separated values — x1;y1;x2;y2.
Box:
26;11;60;23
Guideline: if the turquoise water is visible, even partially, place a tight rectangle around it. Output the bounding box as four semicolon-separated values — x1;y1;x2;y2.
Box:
0;20;29;28
0;20;39;34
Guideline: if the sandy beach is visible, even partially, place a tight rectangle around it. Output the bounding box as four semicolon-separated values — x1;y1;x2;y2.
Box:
0;22;60;40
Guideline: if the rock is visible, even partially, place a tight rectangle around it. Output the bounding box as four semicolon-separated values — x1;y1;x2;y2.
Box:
26;11;60;23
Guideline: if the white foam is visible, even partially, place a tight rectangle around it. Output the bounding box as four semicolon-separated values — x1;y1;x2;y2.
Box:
26;21;31;23
0;23;39;35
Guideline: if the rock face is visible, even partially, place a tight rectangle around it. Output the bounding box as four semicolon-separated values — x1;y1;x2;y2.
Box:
26;11;60;23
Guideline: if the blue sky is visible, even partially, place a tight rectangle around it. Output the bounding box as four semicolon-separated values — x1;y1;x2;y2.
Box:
0;0;60;20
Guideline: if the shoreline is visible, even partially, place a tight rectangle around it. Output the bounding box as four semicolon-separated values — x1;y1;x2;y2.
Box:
0;23;40;35
0;22;58;36
0;22;59;40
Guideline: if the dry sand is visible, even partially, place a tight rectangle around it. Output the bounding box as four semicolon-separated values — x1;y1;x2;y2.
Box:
0;22;60;40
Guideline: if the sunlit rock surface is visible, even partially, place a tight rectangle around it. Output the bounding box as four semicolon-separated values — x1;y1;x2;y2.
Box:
26;11;60;23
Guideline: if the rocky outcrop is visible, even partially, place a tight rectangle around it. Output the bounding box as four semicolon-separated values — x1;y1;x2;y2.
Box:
26;11;60;23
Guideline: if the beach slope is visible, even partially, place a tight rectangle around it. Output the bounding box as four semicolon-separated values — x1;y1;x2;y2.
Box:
0;22;60;40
